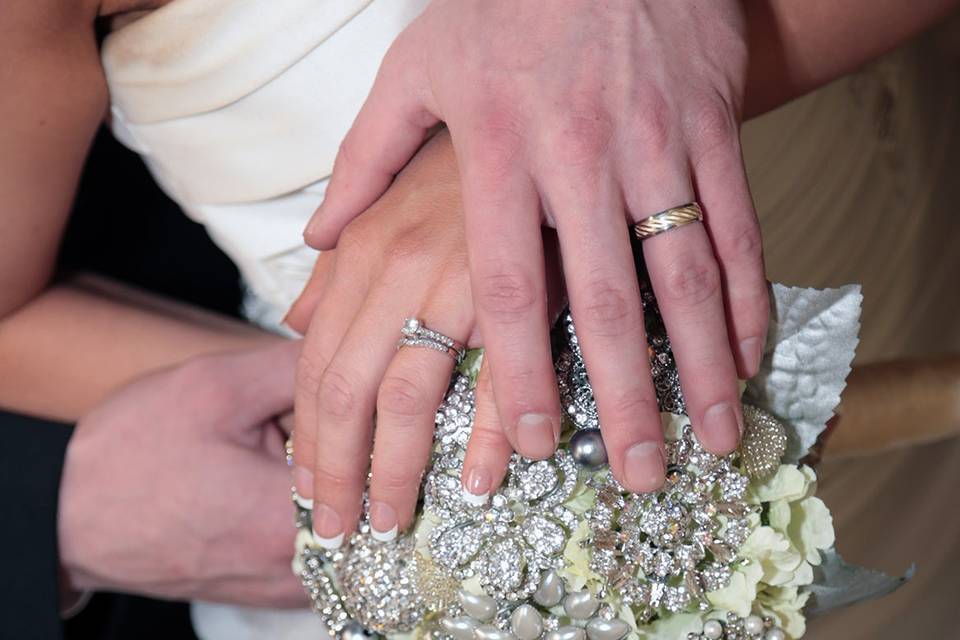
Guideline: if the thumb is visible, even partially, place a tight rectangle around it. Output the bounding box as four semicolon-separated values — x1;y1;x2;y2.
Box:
304;36;439;250
215;340;303;430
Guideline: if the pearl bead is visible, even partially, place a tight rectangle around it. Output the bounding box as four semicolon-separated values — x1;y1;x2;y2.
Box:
702;619;723;639
744;615;765;635
341;621;376;640
764;629;785;640
534;570;565;607
570;429;608;468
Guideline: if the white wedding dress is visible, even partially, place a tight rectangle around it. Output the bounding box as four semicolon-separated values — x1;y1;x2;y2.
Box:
102;0;428;637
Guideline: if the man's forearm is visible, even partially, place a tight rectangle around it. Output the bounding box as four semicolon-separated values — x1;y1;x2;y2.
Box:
744;0;959;118
0;275;278;422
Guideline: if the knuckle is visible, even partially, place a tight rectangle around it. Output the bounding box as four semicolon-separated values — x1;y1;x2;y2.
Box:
629;94;673;155
315;369;358;419
378;374;430;417
727;222;764;263
548;106;613;166
296;353;327;395
375;467;421;494
381;228;428;268
579;278;640;338
689;97;738;152
475;265;539;320
313;464;362;494
469;107;525;182
661;256;722;307
603;387;660;424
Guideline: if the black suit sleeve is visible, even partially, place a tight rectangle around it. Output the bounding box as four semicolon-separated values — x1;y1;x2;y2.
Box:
0;411;74;640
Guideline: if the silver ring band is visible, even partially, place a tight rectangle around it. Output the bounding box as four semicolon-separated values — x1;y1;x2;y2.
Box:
398;318;466;364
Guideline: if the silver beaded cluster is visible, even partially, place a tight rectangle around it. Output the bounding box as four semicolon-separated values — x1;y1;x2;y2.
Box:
688;612;785;640
425;381;581;602
584;422;755;623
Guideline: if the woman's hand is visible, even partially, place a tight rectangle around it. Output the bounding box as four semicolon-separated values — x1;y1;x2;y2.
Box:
304;0;769;493
288;131;565;545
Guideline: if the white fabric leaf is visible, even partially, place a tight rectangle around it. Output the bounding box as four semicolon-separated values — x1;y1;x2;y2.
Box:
744;284;862;462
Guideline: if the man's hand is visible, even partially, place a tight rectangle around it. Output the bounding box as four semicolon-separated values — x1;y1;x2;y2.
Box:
57;342;307;607
305;0;769;493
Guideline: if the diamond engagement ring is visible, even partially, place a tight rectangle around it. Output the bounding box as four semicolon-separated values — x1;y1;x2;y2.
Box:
398;318;466;364
633;202;703;241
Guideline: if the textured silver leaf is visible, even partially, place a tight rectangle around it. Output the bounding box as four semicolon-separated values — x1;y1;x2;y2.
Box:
743;284;862;462
805;548;915;616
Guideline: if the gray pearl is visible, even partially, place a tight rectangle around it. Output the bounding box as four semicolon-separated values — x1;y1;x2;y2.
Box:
510;605;544;640
569;429;608;468
585;618;629;640
743;616;764;635
701;619;723;640
545;627;586;640
440;618;479;640
341;621;377;640
764;630;785;640
458;590;497;622
475;625;516;640
563;591;600;619
533;570;565;607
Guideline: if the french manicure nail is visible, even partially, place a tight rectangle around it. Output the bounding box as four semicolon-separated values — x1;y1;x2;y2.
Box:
369;501;398;542
462;466;491;506
703;403;742;453
293;466;314;510
739;337;763;377
624;442;665;493
516;414;557;459
311;503;343;549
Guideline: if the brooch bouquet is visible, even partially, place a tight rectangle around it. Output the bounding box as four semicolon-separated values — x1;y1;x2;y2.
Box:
290;283;909;640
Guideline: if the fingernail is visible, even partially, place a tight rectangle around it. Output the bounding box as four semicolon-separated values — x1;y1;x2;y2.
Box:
516;414;557;459
369;502;398;542
462;467;491;506
304;207;324;238
311;503;343;549
703;403;743;453
738;337;763;377
624;442;665;493
293;466;314;510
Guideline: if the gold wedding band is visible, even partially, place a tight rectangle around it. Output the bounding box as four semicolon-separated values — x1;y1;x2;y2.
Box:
633;202;703;241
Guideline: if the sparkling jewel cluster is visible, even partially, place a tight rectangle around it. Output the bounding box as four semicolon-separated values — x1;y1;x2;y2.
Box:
292;296;795;640
583;422;755;623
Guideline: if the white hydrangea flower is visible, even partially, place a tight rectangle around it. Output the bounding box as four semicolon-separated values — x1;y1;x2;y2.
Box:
757;586;811;638
706;561;763;617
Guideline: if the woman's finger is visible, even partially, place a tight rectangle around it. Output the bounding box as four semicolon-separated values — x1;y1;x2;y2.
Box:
284;252;334;335
292;259;364;508
303;33;439;251
459;137;561;461
368;300;471;539
690;134;769;378
460;356;513;504
544;167;664;493
308;277;427;548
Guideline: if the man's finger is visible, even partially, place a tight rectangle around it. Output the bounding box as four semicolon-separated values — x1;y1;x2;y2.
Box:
304;35;439;251
691;137;769;378
460;142;561;461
